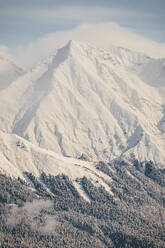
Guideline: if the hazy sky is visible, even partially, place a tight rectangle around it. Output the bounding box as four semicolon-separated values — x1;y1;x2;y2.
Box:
0;0;165;67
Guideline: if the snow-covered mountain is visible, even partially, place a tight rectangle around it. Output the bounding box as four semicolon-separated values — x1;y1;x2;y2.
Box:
1;41;165;248
0;56;24;90
0;40;165;167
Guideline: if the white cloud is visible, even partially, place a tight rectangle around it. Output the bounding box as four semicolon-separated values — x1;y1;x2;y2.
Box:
10;22;165;68
0;45;12;59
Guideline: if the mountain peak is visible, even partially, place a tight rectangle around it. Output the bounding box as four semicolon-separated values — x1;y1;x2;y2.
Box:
67;39;79;47
50;40;82;67
64;39;83;55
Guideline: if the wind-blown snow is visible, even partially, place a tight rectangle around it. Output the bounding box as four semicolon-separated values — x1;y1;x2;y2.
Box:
0;40;165;166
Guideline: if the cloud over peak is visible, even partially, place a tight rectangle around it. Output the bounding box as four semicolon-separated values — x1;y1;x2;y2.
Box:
6;22;164;68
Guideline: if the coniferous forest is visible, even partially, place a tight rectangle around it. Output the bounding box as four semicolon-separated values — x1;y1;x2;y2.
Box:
0;160;165;247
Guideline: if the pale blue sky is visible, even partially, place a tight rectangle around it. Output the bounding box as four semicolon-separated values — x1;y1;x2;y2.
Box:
0;0;165;48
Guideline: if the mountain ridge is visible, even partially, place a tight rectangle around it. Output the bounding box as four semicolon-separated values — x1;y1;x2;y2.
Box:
0;56;24;90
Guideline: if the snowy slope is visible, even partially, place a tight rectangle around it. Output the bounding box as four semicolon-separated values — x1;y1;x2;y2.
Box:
0;40;164;164
138;57;165;97
0;130;112;200
0;56;24;90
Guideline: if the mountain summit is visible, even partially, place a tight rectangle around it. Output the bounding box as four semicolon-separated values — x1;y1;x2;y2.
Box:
0;41;165;163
